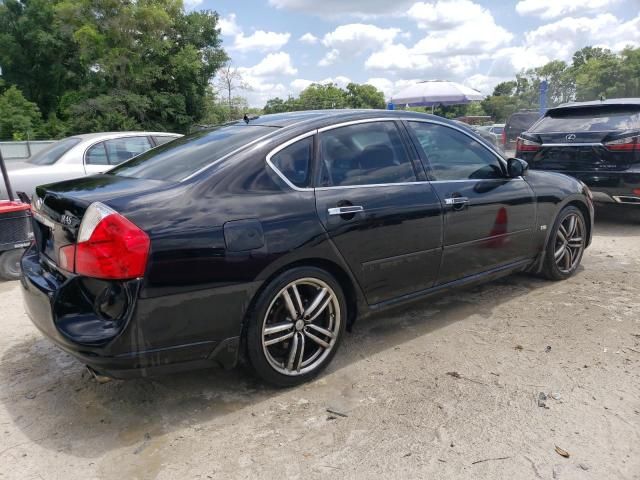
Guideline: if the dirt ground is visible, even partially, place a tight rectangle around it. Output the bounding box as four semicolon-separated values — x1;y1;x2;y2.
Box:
0;205;638;480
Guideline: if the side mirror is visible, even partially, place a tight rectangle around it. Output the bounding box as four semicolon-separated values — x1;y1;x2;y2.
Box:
507;157;528;178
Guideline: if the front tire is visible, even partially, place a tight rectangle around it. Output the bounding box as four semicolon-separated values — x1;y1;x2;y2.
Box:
246;267;347;387
541;206;586;281
0;249;24;281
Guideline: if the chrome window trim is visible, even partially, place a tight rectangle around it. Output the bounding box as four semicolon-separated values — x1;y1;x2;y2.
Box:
315;180;433;191
266;118;427;191
265;130;317;192
317;117;400;133
541;143;604;147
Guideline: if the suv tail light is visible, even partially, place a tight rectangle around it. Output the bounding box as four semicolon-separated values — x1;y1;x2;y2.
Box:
515;137;541;152
604;135;640;151
64;202;150;279
501;131;506;146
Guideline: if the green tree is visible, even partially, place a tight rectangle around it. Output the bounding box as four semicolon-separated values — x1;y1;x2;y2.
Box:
345;83;385;109
0;0;82;118
0;86;42;140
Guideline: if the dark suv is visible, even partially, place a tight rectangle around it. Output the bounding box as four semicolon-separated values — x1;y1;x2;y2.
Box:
504;110;540;151
517;99;640;205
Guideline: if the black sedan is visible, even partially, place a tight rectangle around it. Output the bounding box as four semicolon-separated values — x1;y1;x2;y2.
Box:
517;98;640;205
21;110;594;386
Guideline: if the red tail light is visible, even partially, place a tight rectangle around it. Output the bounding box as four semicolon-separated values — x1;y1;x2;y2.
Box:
68;202;150;280
515;137;541;152
604;135;640;151
501;131;506;146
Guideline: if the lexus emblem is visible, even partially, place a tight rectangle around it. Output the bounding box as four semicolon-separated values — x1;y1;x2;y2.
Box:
566;134;577;141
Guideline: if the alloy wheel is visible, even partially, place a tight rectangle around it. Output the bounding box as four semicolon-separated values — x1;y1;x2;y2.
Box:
553;212;585;274
261;277;341;376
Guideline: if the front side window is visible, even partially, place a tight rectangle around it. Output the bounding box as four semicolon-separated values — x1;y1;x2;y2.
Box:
104;136;152;165
408;122;504;181
319;121;416;187
270;136;313;188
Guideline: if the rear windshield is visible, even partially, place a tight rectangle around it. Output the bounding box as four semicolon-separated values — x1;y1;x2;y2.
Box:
28;137;82;165
109;125;277;181
532;107;640;133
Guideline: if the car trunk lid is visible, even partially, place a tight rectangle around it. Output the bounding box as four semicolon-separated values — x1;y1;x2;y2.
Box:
31;174;166;268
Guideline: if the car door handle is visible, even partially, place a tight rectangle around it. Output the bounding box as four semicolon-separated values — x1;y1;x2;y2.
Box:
444;197;469;205
328;205;364;216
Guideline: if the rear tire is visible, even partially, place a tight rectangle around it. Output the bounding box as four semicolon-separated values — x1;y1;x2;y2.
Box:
541;206;586;281
246;266;347;387
0;249;24;281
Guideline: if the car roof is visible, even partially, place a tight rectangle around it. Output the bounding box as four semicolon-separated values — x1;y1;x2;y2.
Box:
68;131;182;141
227;109;463;130
550;98;640;112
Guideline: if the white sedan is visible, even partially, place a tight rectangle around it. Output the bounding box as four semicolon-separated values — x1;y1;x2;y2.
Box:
2;131;181;199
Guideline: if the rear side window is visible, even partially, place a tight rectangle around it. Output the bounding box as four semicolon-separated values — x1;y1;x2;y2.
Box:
104;136;152;165
110;125;276;181
532;107;640;133
153;135;177;146
270;137;313;188
318;122;416;187
85;142;109;165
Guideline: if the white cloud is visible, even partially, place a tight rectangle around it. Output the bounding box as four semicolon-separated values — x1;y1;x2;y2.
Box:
516;0;620;20
290;76;352;93
318;49;340;66
233;30;291;52
316;23;403;66
239;52;298;77
299;32;319;44
218;13;241;37
183;0;203;9
322;24;401;52
218;12;290;52
408;0;489;30
482;13;640;81
365;77;422;99
523;13;640;63
408;1;513;56
365;43;432;71
268;0;414;17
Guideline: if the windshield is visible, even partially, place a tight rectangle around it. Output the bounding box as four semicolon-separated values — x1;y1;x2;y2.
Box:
532;107;640;133
109;124;277;181
28;137;82;165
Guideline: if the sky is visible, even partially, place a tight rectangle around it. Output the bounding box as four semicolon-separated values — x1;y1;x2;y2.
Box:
185;0;640;106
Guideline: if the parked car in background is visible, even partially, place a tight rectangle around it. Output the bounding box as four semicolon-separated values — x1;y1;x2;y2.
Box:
517;98;640;206
488;123;505;136
504;110;540;151
1;132;181;199
454;120;501;150
21;110;593;387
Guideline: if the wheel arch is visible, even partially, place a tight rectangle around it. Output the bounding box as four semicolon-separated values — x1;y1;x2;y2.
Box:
237;256;363;365
566;199;592;246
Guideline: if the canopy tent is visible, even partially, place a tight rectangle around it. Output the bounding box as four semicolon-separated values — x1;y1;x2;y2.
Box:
389;80;484;107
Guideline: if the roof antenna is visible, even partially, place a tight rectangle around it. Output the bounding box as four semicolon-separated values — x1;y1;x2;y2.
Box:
243;114;250;124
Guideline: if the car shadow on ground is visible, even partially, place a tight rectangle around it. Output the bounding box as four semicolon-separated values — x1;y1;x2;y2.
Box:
0;272;555;460
593;204;640;236
0;209;632;460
